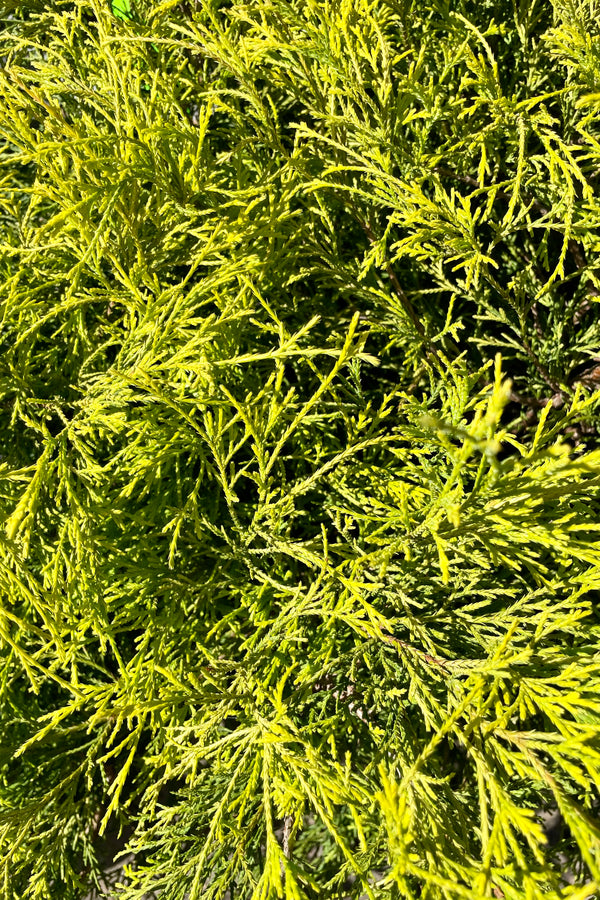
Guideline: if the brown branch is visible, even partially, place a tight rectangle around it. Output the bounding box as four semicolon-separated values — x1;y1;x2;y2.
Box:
359;218;445;366
520;338;564;395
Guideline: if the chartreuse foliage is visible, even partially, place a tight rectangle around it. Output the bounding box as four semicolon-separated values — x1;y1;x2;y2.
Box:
1;0;600;898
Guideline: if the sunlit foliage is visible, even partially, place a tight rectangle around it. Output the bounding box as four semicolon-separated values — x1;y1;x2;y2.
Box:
1;1;600;897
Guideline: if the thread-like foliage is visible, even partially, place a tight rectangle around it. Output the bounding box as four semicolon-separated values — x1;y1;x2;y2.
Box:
1;1;600;898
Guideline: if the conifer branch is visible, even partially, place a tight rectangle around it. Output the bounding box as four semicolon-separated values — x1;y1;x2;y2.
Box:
0;2;599;898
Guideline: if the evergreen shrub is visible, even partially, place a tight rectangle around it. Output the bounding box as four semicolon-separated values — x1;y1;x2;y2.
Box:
1;0;600;897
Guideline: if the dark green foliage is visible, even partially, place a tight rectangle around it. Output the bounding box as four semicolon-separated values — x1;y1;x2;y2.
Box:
1;0;600;897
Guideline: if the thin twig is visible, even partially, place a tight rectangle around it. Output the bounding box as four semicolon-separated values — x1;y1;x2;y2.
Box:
382;632;448;669
359;218;445;365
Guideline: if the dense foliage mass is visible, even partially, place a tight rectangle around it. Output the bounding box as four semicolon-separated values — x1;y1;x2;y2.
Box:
1;0;600;897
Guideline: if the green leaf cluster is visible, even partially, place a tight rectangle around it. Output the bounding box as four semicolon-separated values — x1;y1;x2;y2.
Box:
0;1;600;898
